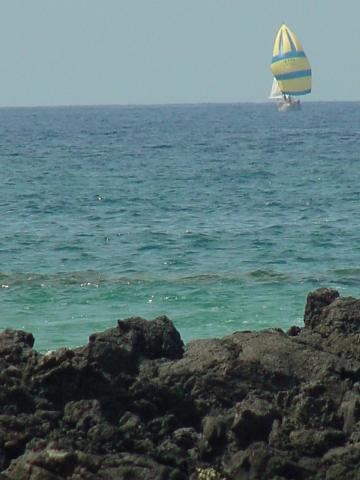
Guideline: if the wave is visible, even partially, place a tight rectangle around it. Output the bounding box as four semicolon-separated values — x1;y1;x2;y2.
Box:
2;266;360;290
0;270;107;288
329;268;360;286
245;269;290;282
146;144;173;150
0;268;292;288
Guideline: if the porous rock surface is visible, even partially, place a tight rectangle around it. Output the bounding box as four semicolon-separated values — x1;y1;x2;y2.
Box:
1;289;360;479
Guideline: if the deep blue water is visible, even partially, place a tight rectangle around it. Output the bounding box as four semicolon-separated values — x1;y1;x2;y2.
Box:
1;102;360;351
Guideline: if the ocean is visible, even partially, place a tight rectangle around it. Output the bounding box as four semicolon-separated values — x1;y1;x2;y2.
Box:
1;102;360;351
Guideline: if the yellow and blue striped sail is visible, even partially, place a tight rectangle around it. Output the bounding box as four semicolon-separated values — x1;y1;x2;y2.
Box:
270;24;311;96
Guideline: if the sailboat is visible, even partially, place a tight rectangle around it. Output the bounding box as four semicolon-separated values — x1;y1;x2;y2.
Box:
270;24;311;111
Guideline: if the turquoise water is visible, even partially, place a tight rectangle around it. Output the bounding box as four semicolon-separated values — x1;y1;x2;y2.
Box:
1;102;360;350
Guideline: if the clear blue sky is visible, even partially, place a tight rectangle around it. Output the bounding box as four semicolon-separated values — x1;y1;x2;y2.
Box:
0;0;358;106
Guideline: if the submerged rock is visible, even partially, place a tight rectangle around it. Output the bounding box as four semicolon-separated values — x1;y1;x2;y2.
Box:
1;290;360;478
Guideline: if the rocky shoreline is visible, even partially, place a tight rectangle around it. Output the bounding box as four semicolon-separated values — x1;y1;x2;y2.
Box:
1;288;360;479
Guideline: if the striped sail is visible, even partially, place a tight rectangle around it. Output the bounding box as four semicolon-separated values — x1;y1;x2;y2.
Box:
270;24;311;96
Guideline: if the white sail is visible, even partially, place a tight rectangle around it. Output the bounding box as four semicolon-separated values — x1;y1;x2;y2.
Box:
269;78;283;100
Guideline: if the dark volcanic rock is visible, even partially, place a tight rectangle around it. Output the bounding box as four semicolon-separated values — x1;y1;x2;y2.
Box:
87;315;184;375
304;287;340;329
2;290;360;478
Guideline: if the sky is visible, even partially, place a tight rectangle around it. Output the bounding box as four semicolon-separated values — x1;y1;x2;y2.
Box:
0;0;359;106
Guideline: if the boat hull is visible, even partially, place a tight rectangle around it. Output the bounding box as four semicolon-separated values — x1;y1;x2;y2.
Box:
277;101;301;112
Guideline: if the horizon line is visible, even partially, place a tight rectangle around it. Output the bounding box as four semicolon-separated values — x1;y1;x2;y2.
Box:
0;99;358;109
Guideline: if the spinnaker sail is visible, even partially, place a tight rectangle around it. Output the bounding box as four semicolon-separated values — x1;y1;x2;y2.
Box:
270;24;311;97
